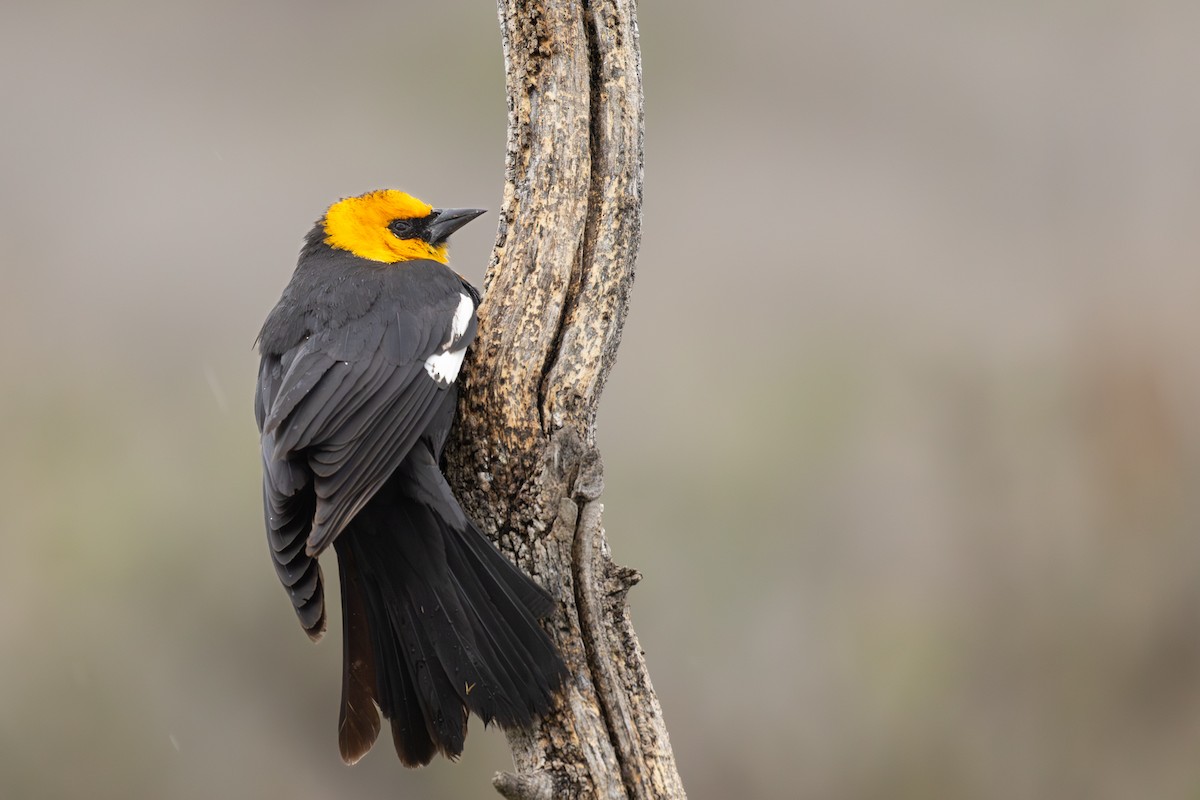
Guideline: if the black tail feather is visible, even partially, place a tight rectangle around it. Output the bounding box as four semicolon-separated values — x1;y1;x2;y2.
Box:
334;542;381;764
332;458;566;765
356;554;436;766
441;526;565;715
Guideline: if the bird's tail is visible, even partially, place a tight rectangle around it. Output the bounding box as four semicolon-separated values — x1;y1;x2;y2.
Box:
332;468;566;766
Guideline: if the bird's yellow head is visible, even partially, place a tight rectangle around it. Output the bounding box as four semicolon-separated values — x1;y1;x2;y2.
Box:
321;189;485;265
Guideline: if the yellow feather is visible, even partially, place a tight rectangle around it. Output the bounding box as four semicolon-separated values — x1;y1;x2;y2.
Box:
322;190;450;264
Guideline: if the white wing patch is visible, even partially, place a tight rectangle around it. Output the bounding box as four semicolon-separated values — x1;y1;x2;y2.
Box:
425;347;467;385
425;293;474;384
445;292;474;348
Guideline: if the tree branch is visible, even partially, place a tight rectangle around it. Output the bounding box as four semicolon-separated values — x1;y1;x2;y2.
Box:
445;0;685;797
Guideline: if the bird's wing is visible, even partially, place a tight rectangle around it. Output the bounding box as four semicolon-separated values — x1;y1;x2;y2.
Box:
257;352;326;638
258;287;477;562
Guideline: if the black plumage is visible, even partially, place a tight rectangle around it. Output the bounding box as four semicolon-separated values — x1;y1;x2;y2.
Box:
255;200;566;766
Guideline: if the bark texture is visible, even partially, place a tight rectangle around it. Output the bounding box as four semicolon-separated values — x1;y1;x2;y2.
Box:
444;0;685;797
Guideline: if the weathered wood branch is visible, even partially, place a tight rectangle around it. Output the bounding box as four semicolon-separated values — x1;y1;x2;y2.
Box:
445;0;685;797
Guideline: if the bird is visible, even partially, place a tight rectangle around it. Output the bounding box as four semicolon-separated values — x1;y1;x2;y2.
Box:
254;189;567;767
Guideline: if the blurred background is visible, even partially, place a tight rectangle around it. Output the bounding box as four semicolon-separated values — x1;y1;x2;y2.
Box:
2;1;1199;797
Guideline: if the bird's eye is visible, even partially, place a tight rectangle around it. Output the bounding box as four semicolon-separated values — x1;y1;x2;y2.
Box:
389;219;417;239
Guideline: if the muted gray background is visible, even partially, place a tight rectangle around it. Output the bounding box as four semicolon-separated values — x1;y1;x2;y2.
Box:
3;1;1200;798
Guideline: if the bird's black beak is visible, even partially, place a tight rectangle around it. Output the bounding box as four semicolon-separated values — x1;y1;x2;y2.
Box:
427;208;486;245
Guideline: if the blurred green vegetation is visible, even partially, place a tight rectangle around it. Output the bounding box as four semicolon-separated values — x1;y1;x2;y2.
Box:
3;1;1200;798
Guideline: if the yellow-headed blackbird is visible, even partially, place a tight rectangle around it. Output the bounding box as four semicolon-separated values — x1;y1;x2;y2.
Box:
255;190;566;766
